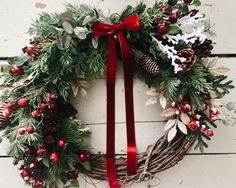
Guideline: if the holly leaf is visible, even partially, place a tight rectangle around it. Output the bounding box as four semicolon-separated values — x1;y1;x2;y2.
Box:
42;158;49;168
193;0;201;6
167;126;177;142
168;0;178;6
179;4;189;15
168;25;180;35
81;161;91;170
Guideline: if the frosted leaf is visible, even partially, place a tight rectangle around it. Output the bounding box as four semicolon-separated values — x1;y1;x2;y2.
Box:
145;97;158;106
164;119;176;131
168;126;177;142
160;108;176;118
92;37;99;49
146;88;158;96
63;21;74;34
160;94;167;109
177;120;188;135
74;27;89;39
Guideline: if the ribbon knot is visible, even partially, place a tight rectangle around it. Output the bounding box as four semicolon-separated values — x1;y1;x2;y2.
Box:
92;16;140;188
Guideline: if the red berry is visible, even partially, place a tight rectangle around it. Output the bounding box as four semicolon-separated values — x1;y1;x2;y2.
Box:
2;108;12;118
18;164;24;171
35;179;43;188
200;125;207;132
67;171;78;180
193;114;201;120
36;156;42;162
5;101;14;109
183;0;193;4
29;177;35;184
206;129;214;137
47;92;54;101
79;153;90;162
188;120;198;131
50;152;60;163
175;109;181;115
38;103;48;110
31;110;41;118
210;108;218;115
18;128;26;135
10;66;24;75
48;102;56;109
156;23;169;35
177;97;184;104
171;101;177;108
25;147;35;157
22;46;33;55
209;116;216;123
57;139;65;149
26;125;35;134
21;169;30;180
181;104;191;113
169;12;179;23
37;146;47;157
17;98;29;107
29;162;39;169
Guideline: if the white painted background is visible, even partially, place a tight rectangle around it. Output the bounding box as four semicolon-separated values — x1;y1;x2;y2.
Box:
0;0;236;188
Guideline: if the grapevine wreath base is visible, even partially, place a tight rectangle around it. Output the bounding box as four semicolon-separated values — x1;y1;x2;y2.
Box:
0;0;235;188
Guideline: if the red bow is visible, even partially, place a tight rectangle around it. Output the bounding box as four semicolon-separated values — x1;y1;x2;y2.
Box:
92;16;140;188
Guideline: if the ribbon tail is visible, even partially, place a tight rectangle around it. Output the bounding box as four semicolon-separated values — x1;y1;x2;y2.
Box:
106;34;120;188
118;32;137;175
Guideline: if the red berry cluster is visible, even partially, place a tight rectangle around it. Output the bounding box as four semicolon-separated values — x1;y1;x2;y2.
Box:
152;5;181;35
170;97;217;137
2;101;14;118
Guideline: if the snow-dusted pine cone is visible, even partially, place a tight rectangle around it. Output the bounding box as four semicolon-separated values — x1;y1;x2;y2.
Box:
192;39;213;58
135;54;160;76
175;49;197;72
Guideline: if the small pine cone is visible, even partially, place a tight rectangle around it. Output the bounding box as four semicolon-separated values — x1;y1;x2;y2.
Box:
0;103;8;130
192;39;213;58
135;54;160;76
43;115;61;132
23;36;55;61
175;49;197;72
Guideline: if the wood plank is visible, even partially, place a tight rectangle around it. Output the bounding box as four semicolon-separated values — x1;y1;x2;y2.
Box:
0;155;235;188
0;0;235;56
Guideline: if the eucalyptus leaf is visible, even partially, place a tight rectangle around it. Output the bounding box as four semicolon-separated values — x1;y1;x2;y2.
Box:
60;11;73;22
63;21;74;34
82;15;97;26
74;27;88;39
92;37;99;49
63;34;72;48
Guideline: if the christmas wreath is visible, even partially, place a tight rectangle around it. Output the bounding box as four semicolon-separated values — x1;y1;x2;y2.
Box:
0;0;234;187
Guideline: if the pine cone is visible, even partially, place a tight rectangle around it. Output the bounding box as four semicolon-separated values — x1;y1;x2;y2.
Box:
175;49;197;72
135;54;160;76
0;103;8;130
192;39;213;58
23;36;55;61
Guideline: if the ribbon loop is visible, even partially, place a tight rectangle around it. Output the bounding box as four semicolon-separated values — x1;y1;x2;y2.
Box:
92;16;140;188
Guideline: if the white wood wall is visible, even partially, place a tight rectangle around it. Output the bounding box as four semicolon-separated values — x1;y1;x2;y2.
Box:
0;0;236;187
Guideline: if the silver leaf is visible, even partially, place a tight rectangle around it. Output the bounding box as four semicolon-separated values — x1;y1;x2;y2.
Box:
62;21;74;34
63;34;72;48
82;15;97;26
164;119;176;131
74;27;88;39
50;26;62;35
177;120;188;135
92;37;99;49
60;11;72;22
56;35;64;50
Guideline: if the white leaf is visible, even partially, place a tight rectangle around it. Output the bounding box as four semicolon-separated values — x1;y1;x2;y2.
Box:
80;88;88;98
62;21;73;34
79;81;90;88
210;99;224;107
160;94;167;109
71;81;79;97
146;88;158;96
82;15;97;25
74;27;89;39
177;120;188;135
164;119;176;131
92;37;99;49
212;66;230;75
180;112;190;125
168;126;177;142
63;34;72;48
145;97;158;106
160;108;176;118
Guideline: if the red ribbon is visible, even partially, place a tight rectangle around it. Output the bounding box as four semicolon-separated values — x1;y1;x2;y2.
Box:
92;16;140;188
